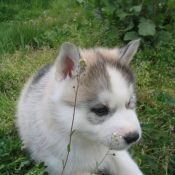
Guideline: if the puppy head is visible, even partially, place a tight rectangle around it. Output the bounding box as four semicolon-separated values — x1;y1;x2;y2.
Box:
54;40;141;150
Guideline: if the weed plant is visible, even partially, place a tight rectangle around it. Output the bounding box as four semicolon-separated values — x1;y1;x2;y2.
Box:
0;0;175;175
77;0;175;45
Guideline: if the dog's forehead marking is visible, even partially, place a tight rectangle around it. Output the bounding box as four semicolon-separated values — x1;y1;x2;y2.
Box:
61;51;135;109
99;66;134;108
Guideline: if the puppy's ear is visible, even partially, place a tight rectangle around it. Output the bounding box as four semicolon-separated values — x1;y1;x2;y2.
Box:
119;39;140;65
56;42;81;79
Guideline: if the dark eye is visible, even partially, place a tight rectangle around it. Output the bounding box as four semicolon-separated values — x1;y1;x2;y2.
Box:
91;105;109;116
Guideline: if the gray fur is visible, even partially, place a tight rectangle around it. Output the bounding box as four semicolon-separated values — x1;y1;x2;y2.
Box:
119;39;140;65
87;113;111;125
32;63;54;85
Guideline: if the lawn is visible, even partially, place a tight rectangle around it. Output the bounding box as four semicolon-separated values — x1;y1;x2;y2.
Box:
0;0;175;174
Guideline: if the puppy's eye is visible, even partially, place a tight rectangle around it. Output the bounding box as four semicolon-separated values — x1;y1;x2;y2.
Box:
91;105;109;116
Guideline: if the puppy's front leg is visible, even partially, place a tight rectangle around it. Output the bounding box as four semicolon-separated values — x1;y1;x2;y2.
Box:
106;150;143;175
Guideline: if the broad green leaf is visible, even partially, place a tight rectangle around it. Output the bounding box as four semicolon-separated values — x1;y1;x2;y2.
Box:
139;17;148;23
164;24;172;32
155;13;165;26
121;0;128;6
103;7;114;15
116;9;130;18
168;0;175;10
92;8;102;20
130;5;142;13
104;0;116;11
108;32;117;40
0;164;5;170
147;157;156;168
67;143;71;152
166;98;175;106
39;162;45;168
18;160;30;170
124;31;140;41
142;0;151;5
156;31;172;44
138;18;156;36
122;20;134;32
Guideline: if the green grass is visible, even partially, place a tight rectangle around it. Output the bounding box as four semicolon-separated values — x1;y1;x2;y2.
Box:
0;0;102;55
0;0;175;174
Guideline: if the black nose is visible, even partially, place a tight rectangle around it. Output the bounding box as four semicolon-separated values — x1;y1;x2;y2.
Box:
124;132;139;144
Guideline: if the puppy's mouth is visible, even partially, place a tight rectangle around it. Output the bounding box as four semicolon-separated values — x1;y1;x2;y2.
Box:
103;132;140;150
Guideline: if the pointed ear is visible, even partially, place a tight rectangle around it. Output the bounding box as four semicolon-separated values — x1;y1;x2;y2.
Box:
119;39;140;65
56;42;81;79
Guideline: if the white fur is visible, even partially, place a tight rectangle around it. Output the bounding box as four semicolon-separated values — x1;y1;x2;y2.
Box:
16;41;143;175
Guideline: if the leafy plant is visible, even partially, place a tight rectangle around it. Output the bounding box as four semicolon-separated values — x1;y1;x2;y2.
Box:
77;0;175;44
33;27;71;48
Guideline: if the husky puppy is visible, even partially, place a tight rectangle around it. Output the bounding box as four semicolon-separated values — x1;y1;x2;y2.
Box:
16;40;143;175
